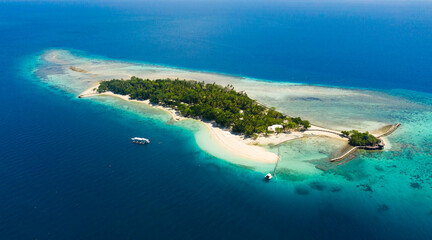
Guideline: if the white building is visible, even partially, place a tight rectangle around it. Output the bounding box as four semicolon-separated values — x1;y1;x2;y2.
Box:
267;124;283;132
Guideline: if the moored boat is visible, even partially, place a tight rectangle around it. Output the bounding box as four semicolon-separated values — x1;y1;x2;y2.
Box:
265;173;273;180
131;137;150;144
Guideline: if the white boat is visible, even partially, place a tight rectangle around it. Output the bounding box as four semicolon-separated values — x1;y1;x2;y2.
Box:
265;173;273;180
131;137;150;144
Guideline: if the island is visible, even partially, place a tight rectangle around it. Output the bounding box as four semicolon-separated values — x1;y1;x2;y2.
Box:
342;130;382;147
80;76;399;165
38;50;401;165
328;128;398;163
97;77;311;138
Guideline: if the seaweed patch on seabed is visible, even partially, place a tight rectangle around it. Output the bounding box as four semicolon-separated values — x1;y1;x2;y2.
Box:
326;169;356;182
290;97;323;101
409;174;425;189
309;181;326;191
377;204;389;212
274;168;309;181
295;186;310;195
374;165;384;171
357;184;373;192
329;186;342;192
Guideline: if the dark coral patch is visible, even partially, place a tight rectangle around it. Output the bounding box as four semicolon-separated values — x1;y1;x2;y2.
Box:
309;182;326;191
377;204;389;212
357;184;373;192
410;182;421;189
295;187;310;195
330;186;342;192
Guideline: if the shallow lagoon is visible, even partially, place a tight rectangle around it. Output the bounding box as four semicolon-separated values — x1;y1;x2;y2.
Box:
34;50;432;201
1;3;431;236
0;9;432;239
35;49;432;166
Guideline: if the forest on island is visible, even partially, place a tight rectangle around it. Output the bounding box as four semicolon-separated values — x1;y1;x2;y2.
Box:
341;130;381;146
98;77;310;137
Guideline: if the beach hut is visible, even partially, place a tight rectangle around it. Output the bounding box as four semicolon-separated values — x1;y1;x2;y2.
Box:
267;124;283;132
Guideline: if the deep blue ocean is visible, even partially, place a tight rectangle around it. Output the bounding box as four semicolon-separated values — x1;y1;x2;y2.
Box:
1;1;432;239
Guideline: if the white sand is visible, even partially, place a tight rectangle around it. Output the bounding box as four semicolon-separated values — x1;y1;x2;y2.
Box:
38;49;401;165
79;84;348;163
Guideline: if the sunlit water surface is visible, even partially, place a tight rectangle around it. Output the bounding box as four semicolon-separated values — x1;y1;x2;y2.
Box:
1;1;432;239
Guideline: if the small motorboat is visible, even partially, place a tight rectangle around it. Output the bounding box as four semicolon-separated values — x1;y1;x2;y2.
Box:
131;137;150;144
264;173;273;180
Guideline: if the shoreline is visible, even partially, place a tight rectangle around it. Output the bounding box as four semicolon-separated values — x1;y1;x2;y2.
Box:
35;49;403;167
79;84;349;164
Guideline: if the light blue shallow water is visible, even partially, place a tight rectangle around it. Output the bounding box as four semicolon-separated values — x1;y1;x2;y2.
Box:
1;1;432;239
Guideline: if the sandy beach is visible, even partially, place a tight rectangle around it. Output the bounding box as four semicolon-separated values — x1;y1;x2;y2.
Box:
80;84;280;163
37;49;403;165
79;83;350;163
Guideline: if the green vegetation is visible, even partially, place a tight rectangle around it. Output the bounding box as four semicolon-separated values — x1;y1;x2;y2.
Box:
98;77;310;136
341;130;350;136
341;130;380;146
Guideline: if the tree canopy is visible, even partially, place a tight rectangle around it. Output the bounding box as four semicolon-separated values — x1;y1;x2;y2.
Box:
341;130;381;146
98;77;310;136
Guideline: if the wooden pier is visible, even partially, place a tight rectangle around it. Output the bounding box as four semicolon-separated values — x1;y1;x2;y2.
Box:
273;146;281;176
265;146;280;180
330;146;359;162
377;123;401;138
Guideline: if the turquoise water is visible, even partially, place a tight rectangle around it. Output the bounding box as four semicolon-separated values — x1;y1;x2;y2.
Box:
33;48;432;238
1;1;432;239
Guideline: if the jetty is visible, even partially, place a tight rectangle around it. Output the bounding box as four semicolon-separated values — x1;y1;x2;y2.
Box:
265;146;280;180
330;146;359;162
305;126;347;138
377;123;401;138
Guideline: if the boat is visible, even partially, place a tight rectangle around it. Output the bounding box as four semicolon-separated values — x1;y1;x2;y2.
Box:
264;173;273;180
131;137;150;144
